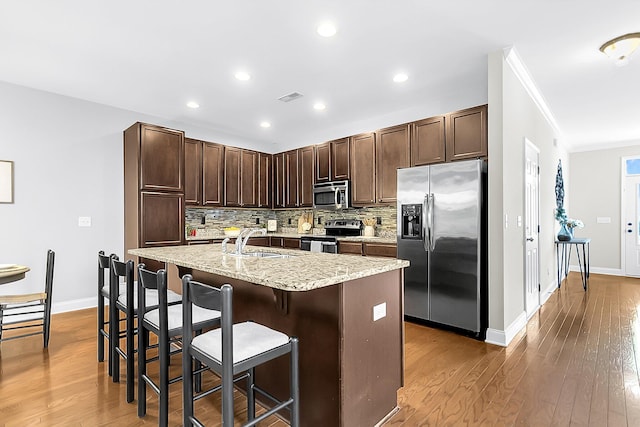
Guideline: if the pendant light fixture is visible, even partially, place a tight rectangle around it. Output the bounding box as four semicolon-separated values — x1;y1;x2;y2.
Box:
599;32;640;66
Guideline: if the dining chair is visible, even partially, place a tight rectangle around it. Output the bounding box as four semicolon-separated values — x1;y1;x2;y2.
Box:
181;275;300;427
137;265;221;426
0;249;55;348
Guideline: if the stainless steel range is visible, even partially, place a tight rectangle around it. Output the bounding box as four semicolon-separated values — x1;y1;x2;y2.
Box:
300;219;362;253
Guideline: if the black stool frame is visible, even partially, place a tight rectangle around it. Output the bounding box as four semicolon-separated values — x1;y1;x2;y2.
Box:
97;251;117;375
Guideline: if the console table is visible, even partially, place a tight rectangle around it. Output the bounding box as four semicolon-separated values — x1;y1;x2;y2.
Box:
555;238;590;290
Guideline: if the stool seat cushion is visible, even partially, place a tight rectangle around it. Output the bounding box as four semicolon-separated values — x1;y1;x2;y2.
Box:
101;284;126;297
192;321;289;364
144;304;220;332
117;288;181;309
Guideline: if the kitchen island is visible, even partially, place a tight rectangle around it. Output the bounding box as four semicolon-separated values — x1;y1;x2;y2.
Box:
129;244;408;427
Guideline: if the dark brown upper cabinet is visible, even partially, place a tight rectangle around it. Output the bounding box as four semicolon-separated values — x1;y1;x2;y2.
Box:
257;153;272;208
376;124;410;204
136;123;184;192
224;147;241;207
299;146;314;207
274;153;286;208
411;116;446;166
284;149;299;208
240;149;257;207
202;141;224;206
184;138;202;205
185;138;225;207
224;147;258;207
315;142;331;183
445;104;487;162
332;138;350;180
315;138;350;184
140;191;184;247
350;132;376;207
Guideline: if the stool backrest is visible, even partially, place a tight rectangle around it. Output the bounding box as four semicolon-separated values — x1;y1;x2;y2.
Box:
137;264;169;331
44;249;55;317
111;258;134;312
182;275;232;364
97;251;117;292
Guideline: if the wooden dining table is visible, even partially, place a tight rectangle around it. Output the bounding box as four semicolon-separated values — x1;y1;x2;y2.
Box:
0;265;30;285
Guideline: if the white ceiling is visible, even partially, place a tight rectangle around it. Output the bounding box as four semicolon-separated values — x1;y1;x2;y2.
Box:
1;1;639;152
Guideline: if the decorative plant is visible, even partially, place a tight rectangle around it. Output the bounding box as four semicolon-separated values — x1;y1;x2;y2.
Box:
565;218;584;229
555;160;567;225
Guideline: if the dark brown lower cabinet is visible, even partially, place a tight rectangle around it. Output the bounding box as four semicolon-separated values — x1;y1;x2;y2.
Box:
338;241;364;255
363;243;397;258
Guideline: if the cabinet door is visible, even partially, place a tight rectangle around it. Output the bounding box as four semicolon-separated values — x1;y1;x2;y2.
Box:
350;133;376;206
240;149;258;207
283;238;300;249
363;243;397;258
338;241;363;255
184;138;202;205
273;153;285;208
140;191;184;247
376;124;410;204
315;142;331;183
224;147;241;207
285;150;299;208
202;142;224;206
270;237;284;247
139;124;184;192
299;146;314;207
445;104;487;162
411;116;445;166
332;138;350;180
258;153;272;208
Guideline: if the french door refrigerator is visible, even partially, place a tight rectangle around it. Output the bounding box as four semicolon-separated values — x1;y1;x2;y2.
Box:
397;159;487;338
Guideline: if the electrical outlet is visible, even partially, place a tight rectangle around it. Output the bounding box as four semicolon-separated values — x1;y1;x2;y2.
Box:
201;215;206;225
78;216;91;227
288;218;292;225
373;302;386;321
377;217;382;225
256;218;260;224
317;217;322;225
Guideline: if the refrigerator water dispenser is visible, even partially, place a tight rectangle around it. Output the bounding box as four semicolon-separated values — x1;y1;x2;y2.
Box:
401;204;422;239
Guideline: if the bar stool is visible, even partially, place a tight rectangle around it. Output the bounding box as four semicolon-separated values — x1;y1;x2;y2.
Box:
181;275;300;427
97;251;120;375
110;258;182;403
137;265;221;426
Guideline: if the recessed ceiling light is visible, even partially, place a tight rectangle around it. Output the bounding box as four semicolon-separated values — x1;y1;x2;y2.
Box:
186;101;200;109
260;121;271;128
313;102;326;111
393;73;409;83
235;71;251;81
317;22;337;38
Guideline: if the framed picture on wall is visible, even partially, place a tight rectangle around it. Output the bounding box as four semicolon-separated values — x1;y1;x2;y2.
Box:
0;160;14;203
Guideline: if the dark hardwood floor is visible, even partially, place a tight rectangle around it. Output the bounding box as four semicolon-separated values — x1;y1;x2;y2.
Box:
1;272;639;426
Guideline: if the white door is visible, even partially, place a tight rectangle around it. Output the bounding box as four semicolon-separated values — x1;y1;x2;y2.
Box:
624;174;640;277
524;140;540;318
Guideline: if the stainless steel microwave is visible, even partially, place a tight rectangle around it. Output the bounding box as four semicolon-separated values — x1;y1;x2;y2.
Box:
312;180;349;210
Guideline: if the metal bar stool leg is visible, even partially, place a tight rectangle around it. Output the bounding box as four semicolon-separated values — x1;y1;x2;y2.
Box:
291;337;300;427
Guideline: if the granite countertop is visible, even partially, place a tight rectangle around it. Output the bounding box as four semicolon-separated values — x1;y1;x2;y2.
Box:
129;244;409;292
185;233;397;244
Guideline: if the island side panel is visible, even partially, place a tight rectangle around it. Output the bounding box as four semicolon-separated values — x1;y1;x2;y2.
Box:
189;269;342;426
340;269;403;427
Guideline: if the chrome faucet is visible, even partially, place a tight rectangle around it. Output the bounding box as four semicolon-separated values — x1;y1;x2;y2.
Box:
236;228;267;254
221;237;231;254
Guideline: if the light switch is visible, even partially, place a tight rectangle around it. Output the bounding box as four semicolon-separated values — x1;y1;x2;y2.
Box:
78;216;92;227
373;302;386;321
517;216;522;227
505;213;509;229
597;217;611;224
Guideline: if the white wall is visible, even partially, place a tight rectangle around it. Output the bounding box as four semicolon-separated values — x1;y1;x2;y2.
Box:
487;50;568;344
569;143;640;273
0;81;262;312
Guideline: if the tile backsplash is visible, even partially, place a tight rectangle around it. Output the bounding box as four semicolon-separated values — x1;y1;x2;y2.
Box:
185;205;397;238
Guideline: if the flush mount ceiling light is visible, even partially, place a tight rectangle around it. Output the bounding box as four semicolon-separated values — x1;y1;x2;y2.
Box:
260;121;271;128
393;73;409;83
599;32;640;66
313;102;326;111
234;71;251;81
317;22;337;37
186;101;200;109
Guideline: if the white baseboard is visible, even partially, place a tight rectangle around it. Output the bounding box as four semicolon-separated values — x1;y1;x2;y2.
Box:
485;310;527;347
52;297;96;315
569;265;622;276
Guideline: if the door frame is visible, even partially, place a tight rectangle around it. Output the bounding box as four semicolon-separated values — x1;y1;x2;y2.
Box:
523;138;541;318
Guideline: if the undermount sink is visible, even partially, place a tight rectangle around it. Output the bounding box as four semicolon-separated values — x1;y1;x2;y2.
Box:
228;251;295;259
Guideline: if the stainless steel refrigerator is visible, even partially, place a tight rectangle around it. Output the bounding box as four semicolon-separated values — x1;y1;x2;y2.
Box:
397;159;487;338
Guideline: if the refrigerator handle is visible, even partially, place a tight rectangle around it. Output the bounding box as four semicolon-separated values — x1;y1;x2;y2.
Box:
423;195;429;252
429;193;436;251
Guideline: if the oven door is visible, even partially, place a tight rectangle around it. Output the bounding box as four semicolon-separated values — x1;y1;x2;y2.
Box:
321;241;337;254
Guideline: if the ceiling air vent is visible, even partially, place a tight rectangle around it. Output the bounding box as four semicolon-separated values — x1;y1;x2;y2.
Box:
278;92;304;103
